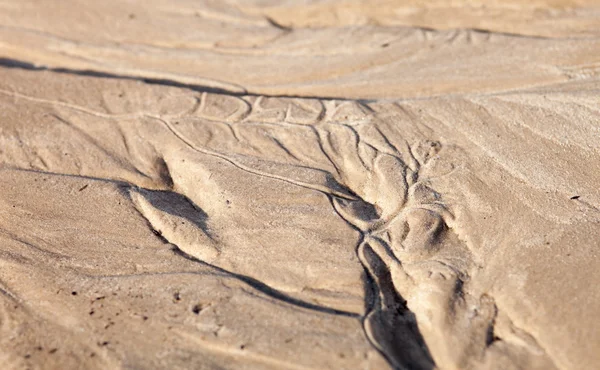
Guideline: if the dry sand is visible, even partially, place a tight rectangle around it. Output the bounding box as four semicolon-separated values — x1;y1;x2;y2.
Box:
0;1;599;369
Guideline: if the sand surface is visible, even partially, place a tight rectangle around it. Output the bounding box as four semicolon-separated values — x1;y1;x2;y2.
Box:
0;1;599;369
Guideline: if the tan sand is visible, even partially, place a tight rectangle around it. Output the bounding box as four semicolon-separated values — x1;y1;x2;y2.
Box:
0;1;598;369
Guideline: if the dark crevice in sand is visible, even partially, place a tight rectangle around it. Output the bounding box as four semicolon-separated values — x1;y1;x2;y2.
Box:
328;193;436;369
485;301;501;347
167;244;361;319
264;16;293;32
0;57;246;96
0;57;357;102
326;195;436;369
358;240;436;370
461;27;559;40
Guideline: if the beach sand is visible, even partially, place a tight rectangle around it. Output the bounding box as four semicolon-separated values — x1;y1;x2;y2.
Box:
0;1;598;369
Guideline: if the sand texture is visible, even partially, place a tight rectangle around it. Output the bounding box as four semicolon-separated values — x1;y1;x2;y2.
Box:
0;1;599;369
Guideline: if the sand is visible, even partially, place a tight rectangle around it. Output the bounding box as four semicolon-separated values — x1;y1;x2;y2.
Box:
0;1;598;369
